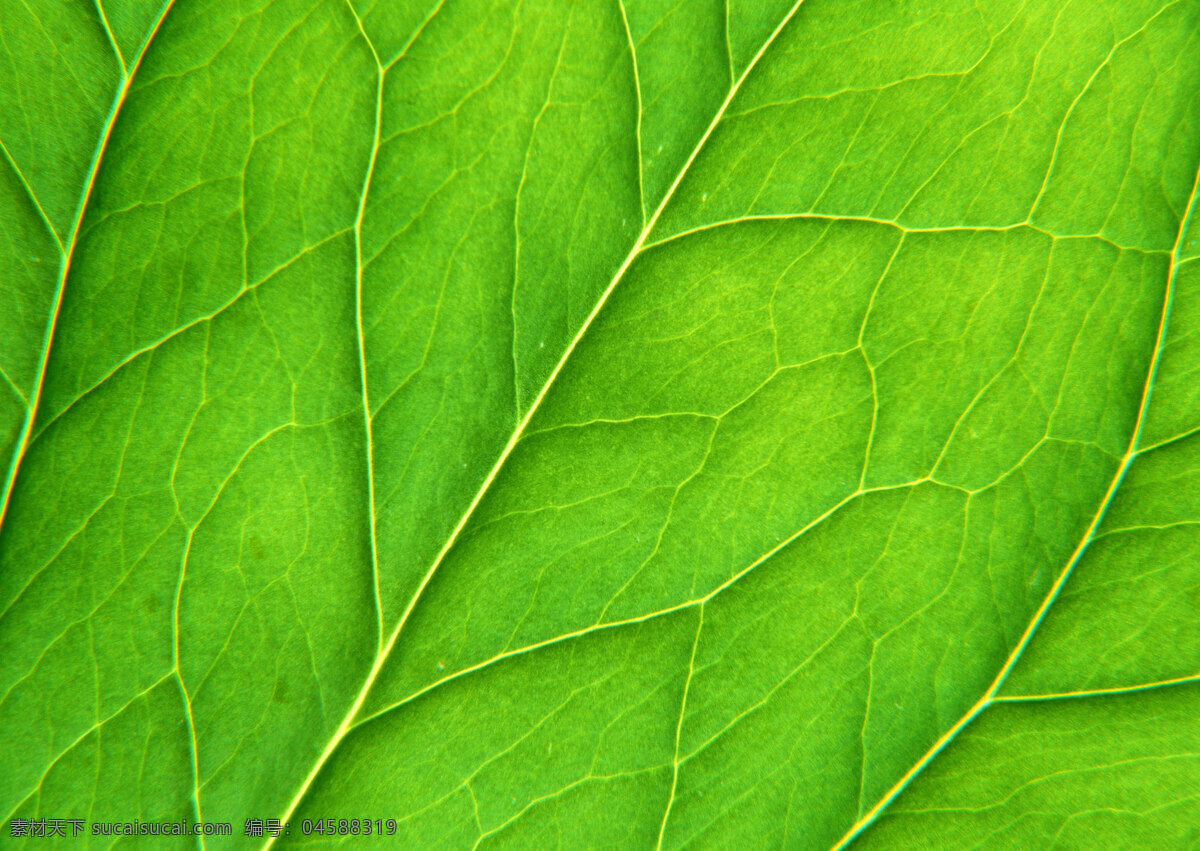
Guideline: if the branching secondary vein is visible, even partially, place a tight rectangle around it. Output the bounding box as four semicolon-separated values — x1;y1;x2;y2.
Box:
346;0;387;649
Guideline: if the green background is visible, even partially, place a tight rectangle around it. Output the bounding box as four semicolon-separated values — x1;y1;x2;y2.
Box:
1;0;1199;846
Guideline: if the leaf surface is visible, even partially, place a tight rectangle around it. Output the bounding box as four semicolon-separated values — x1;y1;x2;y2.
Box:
2;0;1200;847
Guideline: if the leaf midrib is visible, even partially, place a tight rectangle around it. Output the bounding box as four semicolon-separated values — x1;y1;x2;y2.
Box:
0;1;177;539
266;0;811;836
833;153;1200;850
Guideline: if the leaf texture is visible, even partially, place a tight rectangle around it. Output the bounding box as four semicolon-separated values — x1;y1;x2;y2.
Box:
2;0;1200;847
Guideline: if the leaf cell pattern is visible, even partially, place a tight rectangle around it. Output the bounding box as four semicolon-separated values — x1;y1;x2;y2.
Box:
1;0;1199;848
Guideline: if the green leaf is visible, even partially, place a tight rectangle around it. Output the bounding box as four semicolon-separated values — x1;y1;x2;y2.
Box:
2;0;1199;847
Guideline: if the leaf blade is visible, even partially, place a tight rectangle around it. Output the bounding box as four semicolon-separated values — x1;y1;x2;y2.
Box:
1;0;1199;847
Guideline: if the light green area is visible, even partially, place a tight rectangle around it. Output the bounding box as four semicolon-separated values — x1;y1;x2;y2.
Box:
0;0;1198;848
